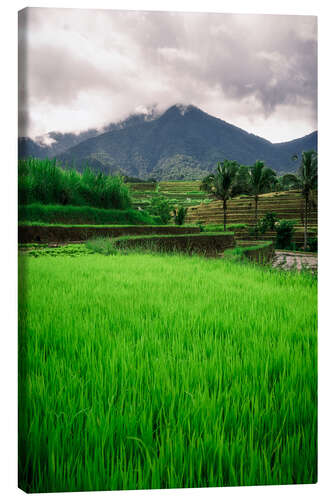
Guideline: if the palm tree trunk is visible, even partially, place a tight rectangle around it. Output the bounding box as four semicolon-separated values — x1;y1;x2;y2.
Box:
255;195;258;223
223;200;227;231
304;194;308;250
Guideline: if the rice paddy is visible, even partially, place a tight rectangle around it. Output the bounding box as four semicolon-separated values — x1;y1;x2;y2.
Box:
18;252;317;493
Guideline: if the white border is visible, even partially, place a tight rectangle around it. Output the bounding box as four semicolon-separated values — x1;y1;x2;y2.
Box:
1;1;332;499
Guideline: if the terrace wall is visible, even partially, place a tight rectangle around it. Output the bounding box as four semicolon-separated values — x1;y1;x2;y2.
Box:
19;225;200;244
113;233;235;257
237;241;275;263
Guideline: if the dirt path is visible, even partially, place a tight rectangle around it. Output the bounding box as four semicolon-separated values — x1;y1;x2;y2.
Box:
272;250;317;271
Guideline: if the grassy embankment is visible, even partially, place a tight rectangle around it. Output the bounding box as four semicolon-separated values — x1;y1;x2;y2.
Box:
19;252;317;493
19;204;157;225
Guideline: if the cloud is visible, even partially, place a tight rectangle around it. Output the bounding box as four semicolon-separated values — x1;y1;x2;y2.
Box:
18;8;317;142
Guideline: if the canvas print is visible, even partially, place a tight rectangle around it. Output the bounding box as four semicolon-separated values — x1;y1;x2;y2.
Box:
18;8;318;493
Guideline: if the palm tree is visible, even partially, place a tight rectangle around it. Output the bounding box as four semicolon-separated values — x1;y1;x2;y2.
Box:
248;161;276;222
200;160;239;231
292;151;318;250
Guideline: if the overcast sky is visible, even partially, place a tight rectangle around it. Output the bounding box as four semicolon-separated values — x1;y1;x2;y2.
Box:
18;8;317;143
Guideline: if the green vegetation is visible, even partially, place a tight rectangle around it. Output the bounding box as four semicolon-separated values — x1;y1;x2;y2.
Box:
86;238;118;256
84;233;234;257
275;220;297;250
19;243;92;258
308;237;318;253
19;204;156;225
224;241;273;263
19;252;317;492
19;157;131;209
148;196;174;224
250;212;279;237
203;223;248;232
19;222;190;228
291;151;318;250
110;232;233;242
248;161;277;222
173;206;188;225
201;160;240;230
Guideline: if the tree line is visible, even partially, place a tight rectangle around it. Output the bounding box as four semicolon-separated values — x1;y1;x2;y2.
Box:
200;151;317;249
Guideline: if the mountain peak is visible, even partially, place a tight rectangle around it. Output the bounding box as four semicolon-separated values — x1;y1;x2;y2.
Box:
164;104;197;116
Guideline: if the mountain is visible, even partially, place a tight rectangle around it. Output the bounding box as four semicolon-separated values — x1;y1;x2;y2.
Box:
19;108;159;159
18;137;50;159
19;104;317;180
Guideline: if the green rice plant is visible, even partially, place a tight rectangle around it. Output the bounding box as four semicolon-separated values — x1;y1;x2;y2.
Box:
224;241;274;264
19;204;156;225
18;253;317;493
85;238;119;255
204;223;248;232
19;243;92;258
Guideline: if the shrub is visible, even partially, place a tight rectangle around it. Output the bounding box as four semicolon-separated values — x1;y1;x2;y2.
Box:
195;221;205;232
86;238;118;255
308;237;318;253
250;212;279;236
148;196;174;224
173;206;188;225
275;220;296;249
261;212;279;231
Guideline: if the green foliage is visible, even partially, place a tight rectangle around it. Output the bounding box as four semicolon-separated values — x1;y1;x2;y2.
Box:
275;220;297;249
279;173;300;191
195;221;205;232
173;206;188;225
249;161;277;196
151;154;210;181
224;241;273;263
18;157;131;209
148;196;174;224
203;223;248;232
86;238;118;255
19;204;156;225
294;151;318;197
18;253;317;492
251;212;279;236
201;160;239;200
261;212;279;231
308;237;318;253
201;160;240;230
247;161;277;221
19;243;92;258
232;165;251;196
292;151;318;250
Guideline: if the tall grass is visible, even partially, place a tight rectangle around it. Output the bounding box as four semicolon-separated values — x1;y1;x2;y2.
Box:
19;203;156;225
18;253;317;492
18;157;131;209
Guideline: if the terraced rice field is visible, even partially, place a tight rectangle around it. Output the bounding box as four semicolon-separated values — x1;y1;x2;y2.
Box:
127;181;212;210
127;182;317;245
186;190;318;244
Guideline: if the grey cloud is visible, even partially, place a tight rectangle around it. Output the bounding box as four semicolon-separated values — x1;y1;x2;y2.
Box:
27;44;123;105
18;8;317;141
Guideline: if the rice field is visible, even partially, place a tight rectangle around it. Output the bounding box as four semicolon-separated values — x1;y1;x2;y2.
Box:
18;252;317;492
